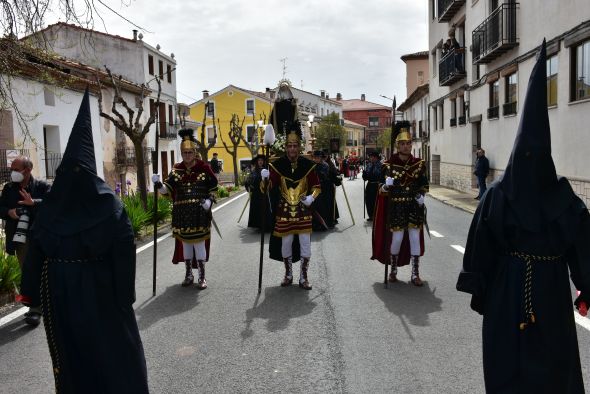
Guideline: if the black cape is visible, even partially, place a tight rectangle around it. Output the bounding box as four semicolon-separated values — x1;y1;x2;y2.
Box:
20;89;148;393
245;168;272;231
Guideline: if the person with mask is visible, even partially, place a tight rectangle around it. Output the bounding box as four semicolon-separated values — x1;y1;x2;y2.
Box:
153;128;218;289
457;41;590;393
0;155;49;326
19;89;148;393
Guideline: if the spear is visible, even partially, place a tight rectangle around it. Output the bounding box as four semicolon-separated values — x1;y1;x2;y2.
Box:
384;95;396;289
258;124;275;293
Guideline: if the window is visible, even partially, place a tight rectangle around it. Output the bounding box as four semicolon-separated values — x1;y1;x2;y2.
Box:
158;60;164;79
170;150;175;165
504;72;518;115
43;87;55;106
166;64;172;83
488;80;500;118
418;71;424;85
149;99;155;117
450;98;457;126
439;101;444;129
458;95;466;124
168;104;174;126
206;102;215;117
148;55;154;75
473;64;480;82
206;126;216;144
433;106;438;131
547;55;558;106
368;116;379;127
246;99;255;115
432;51;437;77
246;125;256;143
572;40;590;101
431;0;436;19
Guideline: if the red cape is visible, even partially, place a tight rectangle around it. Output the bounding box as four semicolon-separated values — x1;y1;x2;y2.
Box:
370;193;424;267
172;238;211;267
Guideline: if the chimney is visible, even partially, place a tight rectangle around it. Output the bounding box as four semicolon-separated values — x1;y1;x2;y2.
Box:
265;87;270;92
202;90;209;99
326;93;330;99
320;90;325;98
132;30;138;41
336;93;342;101
361;94;366;101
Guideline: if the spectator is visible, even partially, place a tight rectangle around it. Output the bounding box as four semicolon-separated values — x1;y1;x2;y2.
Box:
474;149;490;200
0;155;50;326
210;152;222;174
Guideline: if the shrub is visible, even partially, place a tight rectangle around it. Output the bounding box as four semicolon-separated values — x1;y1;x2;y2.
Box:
146;193;172;224
0;238;20;295
217;186;229;198
121;194;151;236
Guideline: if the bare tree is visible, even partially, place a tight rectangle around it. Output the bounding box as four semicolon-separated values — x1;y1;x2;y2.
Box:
195;102;217;162
97;67;161;210
219;114;245;187
242;112;268;159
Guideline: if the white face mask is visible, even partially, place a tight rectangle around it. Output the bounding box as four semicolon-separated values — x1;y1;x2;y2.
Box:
10;171;24;183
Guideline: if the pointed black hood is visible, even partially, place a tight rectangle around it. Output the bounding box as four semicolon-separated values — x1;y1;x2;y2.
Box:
498;40;559;232
33;88;121;241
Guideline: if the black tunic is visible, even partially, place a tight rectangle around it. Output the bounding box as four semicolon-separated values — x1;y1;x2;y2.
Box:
362;161;385;219
457;181;590;393
245;168;272;231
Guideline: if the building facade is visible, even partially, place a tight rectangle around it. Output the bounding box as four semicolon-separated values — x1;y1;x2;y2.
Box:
342;119;365;158
428;0;590;205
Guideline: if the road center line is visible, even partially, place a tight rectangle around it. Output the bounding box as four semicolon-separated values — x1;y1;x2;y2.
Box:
451;245;465;254
0;191;248;328
430;230;444;238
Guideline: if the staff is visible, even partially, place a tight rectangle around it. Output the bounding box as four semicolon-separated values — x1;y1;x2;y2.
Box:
258;124;275;293
383;96;396;289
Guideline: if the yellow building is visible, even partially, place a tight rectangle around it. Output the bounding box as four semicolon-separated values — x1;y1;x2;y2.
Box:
343;119;365;158
189;85;273;180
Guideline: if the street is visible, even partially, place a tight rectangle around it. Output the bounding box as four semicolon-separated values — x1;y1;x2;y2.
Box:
1;177;589;393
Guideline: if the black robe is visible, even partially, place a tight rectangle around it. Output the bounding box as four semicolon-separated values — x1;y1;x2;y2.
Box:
362;161;385;219
245;168;272;231
457;180;590;393
312;162;338;230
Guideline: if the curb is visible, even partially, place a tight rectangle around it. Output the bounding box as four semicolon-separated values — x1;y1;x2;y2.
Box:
427;193;477;215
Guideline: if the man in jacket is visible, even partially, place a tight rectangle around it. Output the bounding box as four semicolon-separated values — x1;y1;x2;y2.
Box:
474;149;489;200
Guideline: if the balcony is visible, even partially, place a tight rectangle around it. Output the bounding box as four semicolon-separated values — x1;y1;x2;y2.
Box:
450;118;457;127
458;115;466;125
439;48;467;86
438;0;465;22
346;139;354;147
158;124;178;139
116;147;153;167
472;2;519;64
503;101;517;116
487;106;500;119
0;149;30;183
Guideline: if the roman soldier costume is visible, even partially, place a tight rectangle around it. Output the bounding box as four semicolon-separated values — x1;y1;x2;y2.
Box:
371;128;429;286
262;87;321;290
156;128;218;289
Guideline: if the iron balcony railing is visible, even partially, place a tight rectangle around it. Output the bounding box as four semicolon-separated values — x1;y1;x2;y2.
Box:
116;147;153;167
503;102;517;116
450;118;457;127
44;152;62;179
158;124;178;139
0;149;30;183
458;115;466;125
472;2;519;64
487;106;500;119
439;48;467;86
438;0;466;22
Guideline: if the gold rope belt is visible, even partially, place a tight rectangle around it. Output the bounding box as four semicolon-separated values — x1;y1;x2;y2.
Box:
509;251;562;331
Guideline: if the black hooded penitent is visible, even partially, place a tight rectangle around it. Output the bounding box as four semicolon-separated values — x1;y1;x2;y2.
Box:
20;89;149;393
456;41;590;393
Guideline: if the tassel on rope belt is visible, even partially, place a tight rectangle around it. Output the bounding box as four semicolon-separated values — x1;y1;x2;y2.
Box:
509;251;562;331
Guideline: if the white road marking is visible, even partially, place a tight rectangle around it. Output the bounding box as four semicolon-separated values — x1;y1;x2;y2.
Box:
449;243;590;332
430;230;444;238
451;245;465;254
0;191;248;328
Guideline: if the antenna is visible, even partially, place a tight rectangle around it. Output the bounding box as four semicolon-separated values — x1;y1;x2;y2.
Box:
280;57;288;79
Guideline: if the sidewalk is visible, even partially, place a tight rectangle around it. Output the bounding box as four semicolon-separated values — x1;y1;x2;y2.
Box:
428;184;479;214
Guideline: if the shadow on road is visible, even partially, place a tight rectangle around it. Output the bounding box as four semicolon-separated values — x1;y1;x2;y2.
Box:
372;281;443;341
237;226;266;244
0;319;37;347
241;286;317;340
134;283;202;330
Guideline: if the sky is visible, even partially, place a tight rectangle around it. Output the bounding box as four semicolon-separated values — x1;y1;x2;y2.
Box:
48;0;428;107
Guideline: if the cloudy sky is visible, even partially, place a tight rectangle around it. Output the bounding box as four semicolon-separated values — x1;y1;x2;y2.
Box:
50;0;428;106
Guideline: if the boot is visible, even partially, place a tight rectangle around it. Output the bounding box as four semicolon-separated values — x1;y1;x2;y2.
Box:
410;256;423;287
181;260;194;287
299;258;312;290
281;258;293;287
388;255;398;283
197;260;207;290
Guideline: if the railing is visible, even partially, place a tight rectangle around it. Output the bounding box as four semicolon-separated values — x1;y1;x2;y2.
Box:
439;48;467;86
472;2;519;64
44;152;62;179
487;106;500;119
116;147;153;167
438;0;466;22
458;115;466;125
450;118;457;127
0;149;30;183
503;102;517;116
158;124;178;139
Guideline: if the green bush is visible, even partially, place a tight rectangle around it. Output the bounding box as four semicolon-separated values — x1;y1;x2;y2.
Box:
146;193;172;224
217;186;229;198
121;194;151;236
0;238;20;295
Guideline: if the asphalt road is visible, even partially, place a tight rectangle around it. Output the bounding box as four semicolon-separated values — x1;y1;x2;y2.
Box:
1;177;589;393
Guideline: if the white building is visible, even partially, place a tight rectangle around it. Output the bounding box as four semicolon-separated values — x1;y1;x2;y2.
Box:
28;23;180;188
428;0;590;205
